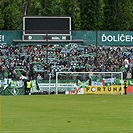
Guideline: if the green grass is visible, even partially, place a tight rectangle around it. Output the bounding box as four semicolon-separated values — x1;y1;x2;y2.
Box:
0;94;132;133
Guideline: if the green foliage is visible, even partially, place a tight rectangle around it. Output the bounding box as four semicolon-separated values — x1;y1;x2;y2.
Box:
51;0;65;16
0;10;4;30
38;0;53;16
0;0;133;30
62;0;81;30
103;0;133;30
0;0;23;30
28;0;42;16
79;0;104;30
3;5;23;30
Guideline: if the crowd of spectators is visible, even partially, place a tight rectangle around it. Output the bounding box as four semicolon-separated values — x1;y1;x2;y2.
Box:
0;43;133;81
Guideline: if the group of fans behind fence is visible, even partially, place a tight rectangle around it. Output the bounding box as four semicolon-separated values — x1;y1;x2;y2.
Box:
0;43;133;80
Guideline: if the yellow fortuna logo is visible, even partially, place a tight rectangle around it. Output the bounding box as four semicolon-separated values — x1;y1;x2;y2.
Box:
84;85;124;94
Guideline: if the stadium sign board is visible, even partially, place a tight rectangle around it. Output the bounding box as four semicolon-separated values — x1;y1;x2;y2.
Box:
98;31;133;46
84;85;124;94
0;30;133;46
23;16;71;41
23;35;71;40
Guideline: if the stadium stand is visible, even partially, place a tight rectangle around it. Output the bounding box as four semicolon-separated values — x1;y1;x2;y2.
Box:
0;43;133;81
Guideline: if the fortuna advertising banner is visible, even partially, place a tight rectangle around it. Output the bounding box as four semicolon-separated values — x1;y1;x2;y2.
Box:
84;85;124;94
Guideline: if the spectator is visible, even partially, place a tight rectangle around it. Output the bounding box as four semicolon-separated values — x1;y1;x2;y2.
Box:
0;44;133;80
37;73;43;80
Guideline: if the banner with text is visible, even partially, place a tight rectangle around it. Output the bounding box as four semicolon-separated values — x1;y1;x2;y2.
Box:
98;31;133;46
84;85;124;94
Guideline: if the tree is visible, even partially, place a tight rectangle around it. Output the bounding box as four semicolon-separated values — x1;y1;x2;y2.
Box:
0;10;4;30
38;0;53;16
0;0;23;30
51;0;65;16
62;0;81;30
103;0;133;30
0;0;133;31
28;0;42;16
78;0;104;30
0;1;5;30
3;5;23;30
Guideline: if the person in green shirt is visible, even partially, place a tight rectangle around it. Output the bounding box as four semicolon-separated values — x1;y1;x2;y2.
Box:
120;66;127;79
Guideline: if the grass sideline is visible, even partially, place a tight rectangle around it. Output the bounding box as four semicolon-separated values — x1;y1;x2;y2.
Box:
0;94;132;133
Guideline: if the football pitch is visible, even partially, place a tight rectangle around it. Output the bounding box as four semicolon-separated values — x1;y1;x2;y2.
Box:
0;94;132;133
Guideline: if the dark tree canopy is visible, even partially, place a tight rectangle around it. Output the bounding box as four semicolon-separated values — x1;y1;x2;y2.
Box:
0;0;133;30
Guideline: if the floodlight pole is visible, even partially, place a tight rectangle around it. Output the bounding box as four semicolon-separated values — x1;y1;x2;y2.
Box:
23;0;29;16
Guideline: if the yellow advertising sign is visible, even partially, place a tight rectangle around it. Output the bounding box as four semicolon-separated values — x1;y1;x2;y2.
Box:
84;85;124;94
